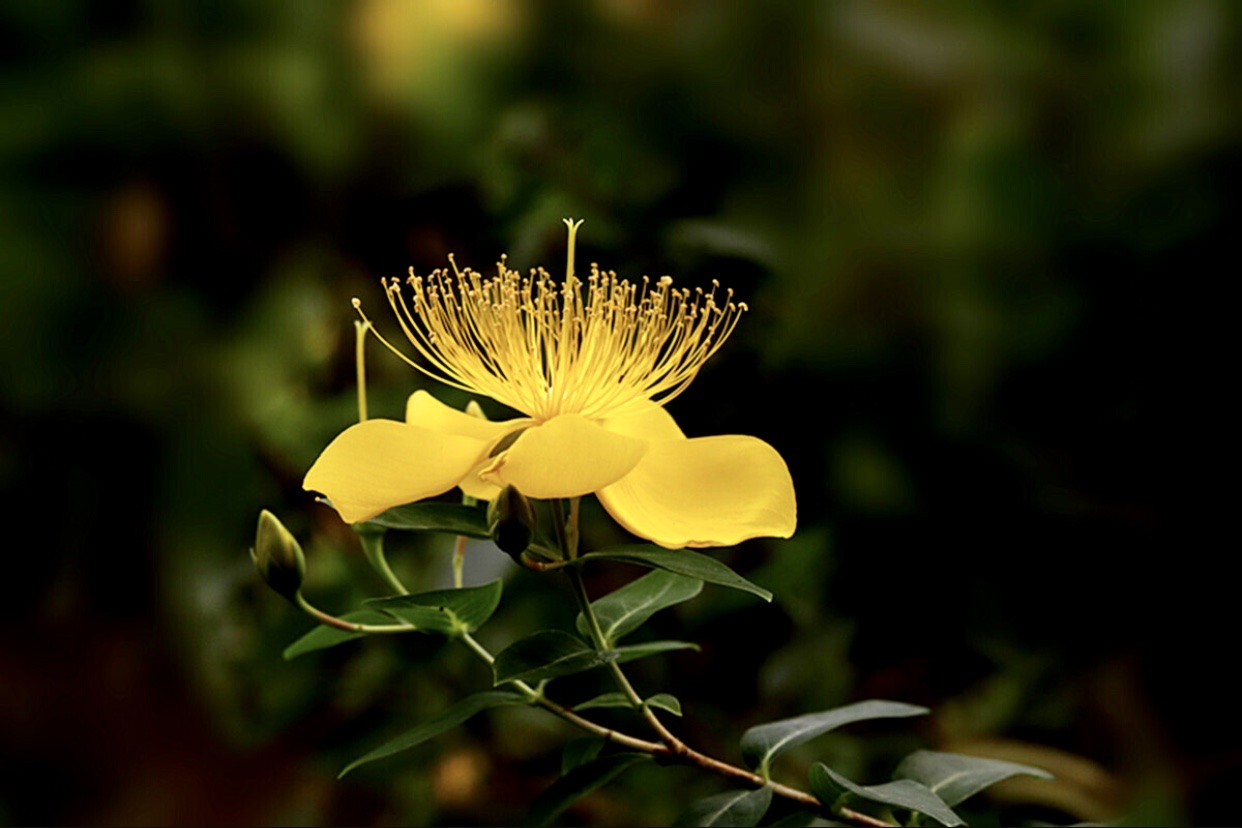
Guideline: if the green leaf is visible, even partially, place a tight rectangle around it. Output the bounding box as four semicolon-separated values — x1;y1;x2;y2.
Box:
361;501;490;537
493;631;603;685
282;610;396;659
579;545;772;602
762;810;830;827
741;700;929;775
673;786;773;828
893;750;1053;807
339;690;527;778
574;692;683;717
366;579;503;635
576;569;703;644
337;695;526;779
612;639;699;664
809;763;963;827
561;738;607;774
493;632;698;685
526;753;651;826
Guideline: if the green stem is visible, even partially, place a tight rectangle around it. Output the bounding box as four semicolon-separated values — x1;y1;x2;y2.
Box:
459;631;665;753
452;535;467;589
297;582;886;824
454;487;478;588
566;497;580;560
567;567;609;648
356;529;409;596
294;592;412;634
517;551;577;572
551;499;675;738
459;630;498;666
550;499;569;560
354;319;369;422
301;597;882;822
462;615;881;823
568;565;689;754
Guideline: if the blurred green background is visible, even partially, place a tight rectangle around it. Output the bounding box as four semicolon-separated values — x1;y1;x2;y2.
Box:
0;1;1230;825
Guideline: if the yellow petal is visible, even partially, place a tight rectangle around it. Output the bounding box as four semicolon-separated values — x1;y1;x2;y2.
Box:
597;435;797;549
405;390;527;440
458;466;504;501
483;414;647;499
405;390;531;502
599;401;686;441
303;419;485;524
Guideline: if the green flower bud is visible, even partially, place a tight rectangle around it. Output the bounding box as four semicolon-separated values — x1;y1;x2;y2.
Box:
487;484;537;559
251;509;306;600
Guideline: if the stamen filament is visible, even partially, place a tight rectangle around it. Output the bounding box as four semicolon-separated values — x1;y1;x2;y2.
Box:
355;222;747;422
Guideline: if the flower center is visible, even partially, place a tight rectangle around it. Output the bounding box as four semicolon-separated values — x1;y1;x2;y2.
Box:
357;219;747;421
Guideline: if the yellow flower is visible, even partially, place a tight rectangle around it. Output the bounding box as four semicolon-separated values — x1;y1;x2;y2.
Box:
304;220;796;549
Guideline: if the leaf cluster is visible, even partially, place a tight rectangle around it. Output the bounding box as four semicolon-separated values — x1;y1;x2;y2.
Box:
274;501;1052;826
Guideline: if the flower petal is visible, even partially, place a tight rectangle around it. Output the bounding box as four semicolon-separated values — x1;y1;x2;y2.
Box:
405;390;527;440
405;390;531;502
303;419;486;524
458;465;505;502
483;414;647;499
597;435;797;549
600;401;686;441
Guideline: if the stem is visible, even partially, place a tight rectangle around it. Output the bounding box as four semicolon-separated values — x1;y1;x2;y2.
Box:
454;486;477;589
553;497;689;757
840;808;899;827
356;529;409;596
458;630;498;666
517;551;576;572
550;499;569;560
459;630;664;753
299;589;887;824
568;565;690;755
456;625;887;826
294;593;412;634
452;535;467;589
354;319;369;422
566;497;580;559
534;500;890;825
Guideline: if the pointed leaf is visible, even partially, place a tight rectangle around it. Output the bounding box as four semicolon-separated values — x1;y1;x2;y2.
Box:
561;738;608;774
893;750;1053;807
741;700;929;775
576;569;703;643
809;763;963;827
763;810;832;827
493;631;603;685
366;580;503;635
526;753;651;826
579;545;772;602
674;786;773;828
493;632;698;685
339;690;527;777
612;640;699;664
645;693;683;717
361;501;490;536
573;692;683;717
282;610;396;659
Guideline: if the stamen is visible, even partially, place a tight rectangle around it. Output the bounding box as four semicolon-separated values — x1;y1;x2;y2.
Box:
365;221;748;421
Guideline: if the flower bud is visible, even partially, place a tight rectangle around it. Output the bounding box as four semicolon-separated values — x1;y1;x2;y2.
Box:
486;484;537;559
251;509;306;600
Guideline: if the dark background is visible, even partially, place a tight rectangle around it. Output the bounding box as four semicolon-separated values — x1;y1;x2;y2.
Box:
0;2;1230;825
